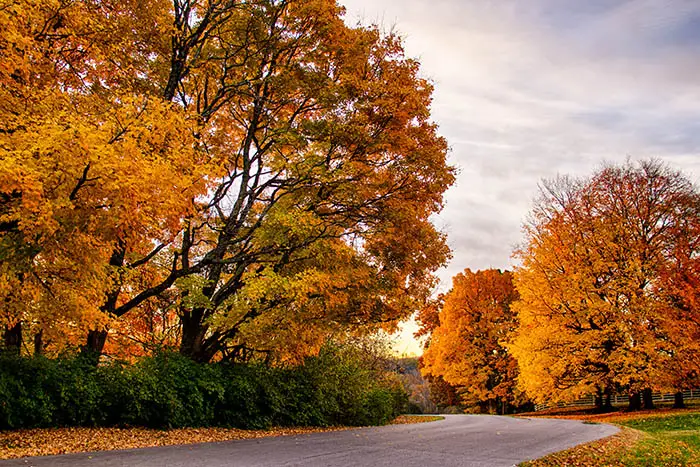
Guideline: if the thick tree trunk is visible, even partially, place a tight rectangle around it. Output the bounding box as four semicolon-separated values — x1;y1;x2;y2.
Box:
594;388;603;411
642;388;654;410
80;329;108;363
595;387;613;412
33;330;43;356
179;307;215;362
673;391;685;409
3;322;22;355
628;391;642;411
604;391;613;412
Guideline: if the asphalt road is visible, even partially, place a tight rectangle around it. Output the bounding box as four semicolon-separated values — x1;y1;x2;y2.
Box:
2;415;618;467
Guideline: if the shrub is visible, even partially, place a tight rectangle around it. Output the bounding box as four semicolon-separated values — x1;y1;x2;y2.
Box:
0;345;409;430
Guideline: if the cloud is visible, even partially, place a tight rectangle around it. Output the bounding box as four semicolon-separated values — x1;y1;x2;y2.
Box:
341;0;700;293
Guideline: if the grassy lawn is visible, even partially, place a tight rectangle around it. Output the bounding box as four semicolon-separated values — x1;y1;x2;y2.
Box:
520;408;700;466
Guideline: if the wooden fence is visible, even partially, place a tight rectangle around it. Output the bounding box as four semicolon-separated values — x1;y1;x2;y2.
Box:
534;389;700;411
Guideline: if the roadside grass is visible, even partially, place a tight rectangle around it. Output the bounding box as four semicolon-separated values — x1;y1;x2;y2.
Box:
519;408;700;466
0;414;442;460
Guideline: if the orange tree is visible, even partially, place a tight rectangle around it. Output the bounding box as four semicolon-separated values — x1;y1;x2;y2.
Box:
510;160;700;410
415;294;462;410
127;0;454;363
0;0;207;354
656;202;700;407
1;0;454;362
420;269;523;414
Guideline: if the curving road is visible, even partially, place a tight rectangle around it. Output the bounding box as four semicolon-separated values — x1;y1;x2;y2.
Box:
0;415;617;467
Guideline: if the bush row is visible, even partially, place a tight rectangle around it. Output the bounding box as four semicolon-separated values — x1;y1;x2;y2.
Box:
0;347;408;430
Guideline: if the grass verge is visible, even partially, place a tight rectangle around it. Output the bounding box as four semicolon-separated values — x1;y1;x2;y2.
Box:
519;408;700;466
0;414;442;459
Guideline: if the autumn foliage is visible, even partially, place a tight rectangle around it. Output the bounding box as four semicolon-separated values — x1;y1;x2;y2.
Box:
0;0;453;363
1;0;207;354
510;160;700;409
420;269;523;414
417;160;699;414
3;1;696;426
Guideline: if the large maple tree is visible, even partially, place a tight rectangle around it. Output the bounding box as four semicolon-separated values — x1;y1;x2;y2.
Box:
510;160;700;409
1;0;454;361
0;0;207;353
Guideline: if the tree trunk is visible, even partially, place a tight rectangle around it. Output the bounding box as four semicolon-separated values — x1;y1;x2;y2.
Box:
80;241;124;363
33;330;43;356
642;388;654;410
603;390;613;412
179;307;213;362
673;391;685;409
628;391;642;411
595;387;613;412
80;329;108;364
594;388;603;411
3;322;22;355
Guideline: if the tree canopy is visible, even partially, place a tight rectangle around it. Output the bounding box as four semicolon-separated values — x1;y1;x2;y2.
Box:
0;0;454;362
510;160;700;406
420;269;522;414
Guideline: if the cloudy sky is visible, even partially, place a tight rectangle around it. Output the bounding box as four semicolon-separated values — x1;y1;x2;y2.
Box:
338;0;700;354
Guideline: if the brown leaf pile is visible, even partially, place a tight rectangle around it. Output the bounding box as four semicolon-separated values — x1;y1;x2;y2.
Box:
0;415;441;460
0;426;349;460
390;415;444;425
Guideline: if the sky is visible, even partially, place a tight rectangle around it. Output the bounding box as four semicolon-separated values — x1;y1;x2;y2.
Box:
337;0;700;356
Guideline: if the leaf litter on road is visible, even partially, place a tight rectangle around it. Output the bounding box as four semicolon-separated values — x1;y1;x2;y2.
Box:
0;415;441;459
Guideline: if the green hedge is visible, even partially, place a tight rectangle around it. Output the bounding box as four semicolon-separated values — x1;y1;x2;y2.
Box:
0;348;407;430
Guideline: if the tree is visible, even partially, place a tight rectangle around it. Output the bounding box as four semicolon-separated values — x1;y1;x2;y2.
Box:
415;294;463;412
510;160;700;410
1;0;454;362
104;0;453;363
0;0;207;354
656;207;700;408
420;269;523;414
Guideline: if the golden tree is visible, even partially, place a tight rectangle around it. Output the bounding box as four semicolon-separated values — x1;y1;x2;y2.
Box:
1;0;454;361
0;0;207;354
421;269;522;414
510;160;700;410
656;206;700;407
116;0;453;363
